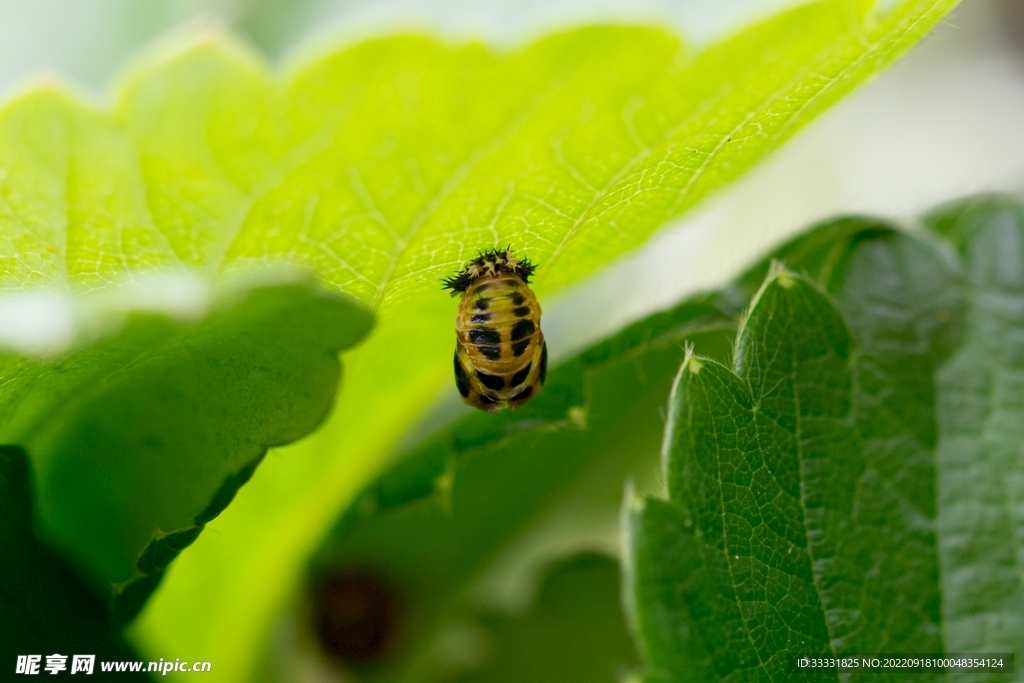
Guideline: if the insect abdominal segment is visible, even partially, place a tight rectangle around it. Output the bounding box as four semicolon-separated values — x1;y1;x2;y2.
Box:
445;249;546;412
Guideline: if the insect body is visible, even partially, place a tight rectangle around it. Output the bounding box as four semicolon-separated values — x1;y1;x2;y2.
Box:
443;248;547;412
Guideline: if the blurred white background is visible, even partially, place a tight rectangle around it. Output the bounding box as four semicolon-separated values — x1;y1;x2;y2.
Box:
1;0;1021;350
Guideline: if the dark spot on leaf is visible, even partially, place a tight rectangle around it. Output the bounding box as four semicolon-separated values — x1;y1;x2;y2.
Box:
511;319;535;342
512;306;530;317
469;328;501;345
477;372;506;391
310;567;402;665
510;363;532;387
471;313;491;323
512;339;530;357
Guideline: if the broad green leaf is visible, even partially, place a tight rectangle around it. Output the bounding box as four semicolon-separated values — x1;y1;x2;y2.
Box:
0;446;150;680
625;223;967;681
0;0;957;673
0;281;371;619
446;553;638;683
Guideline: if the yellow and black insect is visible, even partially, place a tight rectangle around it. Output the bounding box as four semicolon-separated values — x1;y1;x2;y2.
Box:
442;248;547;412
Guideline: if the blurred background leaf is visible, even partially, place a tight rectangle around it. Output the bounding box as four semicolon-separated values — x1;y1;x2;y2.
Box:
924;196;1024;671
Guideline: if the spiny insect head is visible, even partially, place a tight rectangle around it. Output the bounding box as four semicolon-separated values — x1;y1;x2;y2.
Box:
441;247;537;295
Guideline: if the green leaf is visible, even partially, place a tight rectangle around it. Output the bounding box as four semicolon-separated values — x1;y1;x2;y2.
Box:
0;281;371;618
0;0;958;672
0;446;150;679
445;553;639;683
632;272;858;682
624;216;1006;680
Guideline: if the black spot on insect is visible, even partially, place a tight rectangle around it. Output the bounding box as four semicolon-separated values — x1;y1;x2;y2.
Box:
539;342;548;384
480;345;502;360
509;363;532;387
511;319;535;342
512;339;530;357
477;372;505;391
309;567;402;666
454;352;470;397
512;306;530;317
471;313;491;323
479;394;499;405
469;328;501;345
512;294;525;305
474;299;489;311
513;386;532;401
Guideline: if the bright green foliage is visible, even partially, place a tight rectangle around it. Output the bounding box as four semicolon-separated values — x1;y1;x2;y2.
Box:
447;553;638;683
0;446;149;680
0;0;958;676
0;283;371;616
623;201;1024;681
